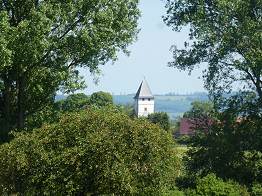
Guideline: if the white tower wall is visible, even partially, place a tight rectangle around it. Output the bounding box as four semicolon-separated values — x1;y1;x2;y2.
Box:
137;99;154;117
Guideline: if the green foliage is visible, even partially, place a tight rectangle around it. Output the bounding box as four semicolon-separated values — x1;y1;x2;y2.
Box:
89;91;113;107
185;174;249;196
0;0;140;136
165;0;262;190
164;189;185;196
251;183;262;196
24;105;62;131
176;135;191;145
186;94;262;185
147;112;171;131
183;101;214;119
116;104;136;117
0;107;180;195
23;92;114;132
55;93;89;112
182;101;215;134
164;0;262;101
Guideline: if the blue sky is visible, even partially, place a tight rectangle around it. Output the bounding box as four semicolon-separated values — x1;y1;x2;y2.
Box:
82;0;205;95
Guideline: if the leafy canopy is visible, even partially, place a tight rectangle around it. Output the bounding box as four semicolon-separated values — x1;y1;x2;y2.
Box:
0;0;140;135
89;91;113;107
186;93;262;185
55;93;90;112
183;101;214;119
164;0;262;101
0;107;180;195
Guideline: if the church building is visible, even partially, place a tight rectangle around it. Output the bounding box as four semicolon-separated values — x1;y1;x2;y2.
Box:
134;80;154;117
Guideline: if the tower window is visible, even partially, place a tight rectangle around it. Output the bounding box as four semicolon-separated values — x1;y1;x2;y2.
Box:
144;107;147;112
142;98;145;101
148;98;150;101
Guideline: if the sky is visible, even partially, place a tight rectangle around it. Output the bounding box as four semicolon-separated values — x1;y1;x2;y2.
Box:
82;0;206;95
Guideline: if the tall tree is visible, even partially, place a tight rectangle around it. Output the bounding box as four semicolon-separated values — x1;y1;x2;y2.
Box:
0;0;140;137
183;101;214;119
89;91;113;107
148;112;171;131
55;93;90;112
164;0;262;102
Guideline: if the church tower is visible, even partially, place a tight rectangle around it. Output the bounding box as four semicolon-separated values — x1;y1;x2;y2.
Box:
134;79;154;117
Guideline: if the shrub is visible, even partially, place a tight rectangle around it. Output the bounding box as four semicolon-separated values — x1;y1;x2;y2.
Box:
185;174;249;196
251;183;262;196
0;107;179;195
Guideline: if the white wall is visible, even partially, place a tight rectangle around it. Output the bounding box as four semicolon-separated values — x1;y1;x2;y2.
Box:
136;98;154;117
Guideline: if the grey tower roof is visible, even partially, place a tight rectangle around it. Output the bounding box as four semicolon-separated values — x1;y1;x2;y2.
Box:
134;80;154;99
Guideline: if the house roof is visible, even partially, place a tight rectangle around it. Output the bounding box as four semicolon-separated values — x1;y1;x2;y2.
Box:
134;80;154;99
179;118;213;135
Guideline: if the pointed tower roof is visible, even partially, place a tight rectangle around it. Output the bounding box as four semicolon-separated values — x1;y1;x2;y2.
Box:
134;80;154;99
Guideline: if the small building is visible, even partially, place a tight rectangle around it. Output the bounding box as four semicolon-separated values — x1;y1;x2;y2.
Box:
134;80;154;117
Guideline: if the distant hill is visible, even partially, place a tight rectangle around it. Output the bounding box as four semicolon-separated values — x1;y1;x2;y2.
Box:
55;93;209;119
113;93;209;119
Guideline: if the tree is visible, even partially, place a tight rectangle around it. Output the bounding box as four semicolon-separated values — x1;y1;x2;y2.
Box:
116;103;136;117
164;0;262;187
147;112;171;131
0;107;180;195
183;101;214;119
182;101;214;134
186;93;262;185
0;0;140;137
89;91;113;107
55;93;89;112
164;0;262;102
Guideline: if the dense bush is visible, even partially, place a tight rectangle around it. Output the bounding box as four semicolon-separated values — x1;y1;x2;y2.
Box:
0;107;179;195
148;112;171;131
185;174;249;196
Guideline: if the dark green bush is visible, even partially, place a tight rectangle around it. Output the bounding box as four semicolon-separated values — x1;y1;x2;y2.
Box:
0;107;179;195
176;135;191;145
